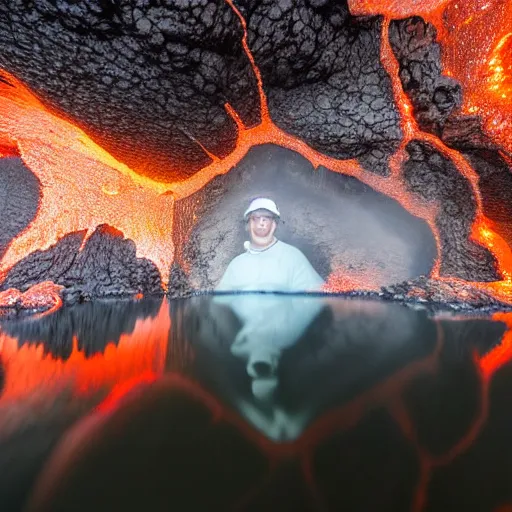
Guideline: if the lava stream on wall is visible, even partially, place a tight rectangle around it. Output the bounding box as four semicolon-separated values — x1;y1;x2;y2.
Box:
0;0;510;298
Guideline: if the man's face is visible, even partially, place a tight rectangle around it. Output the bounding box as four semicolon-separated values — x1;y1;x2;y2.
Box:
248;209;277;248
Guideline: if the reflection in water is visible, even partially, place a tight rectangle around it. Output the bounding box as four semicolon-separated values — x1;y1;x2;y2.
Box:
2;299;163;358
0;298;169;402
186;296;439;441
0;295;512;511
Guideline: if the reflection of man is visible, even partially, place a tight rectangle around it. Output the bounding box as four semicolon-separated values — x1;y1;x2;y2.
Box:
216;197;324;292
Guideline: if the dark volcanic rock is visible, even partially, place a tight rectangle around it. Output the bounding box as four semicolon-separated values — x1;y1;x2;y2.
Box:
380;276;508;311
0;1;260;181
167;263;194;299
441;116;501;151
403;140;500;281
0;225;162;303
242;0;402;175
0;231;86;294
389;17;462;135
173;144;436;291
464;149;512;239
0;0;402;180
0;158;41;260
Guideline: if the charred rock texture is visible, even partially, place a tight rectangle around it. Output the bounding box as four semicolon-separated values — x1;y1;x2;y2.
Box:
167;263;194;299
0;225;162;303
380;276;508;312
403;140;500;281
441;116;503;151
0;0;401;180
0;2;510;300
242;0;401;175
389;17;462;135
173;144;436;291
0;158;40;260
463;150;512;243
1;298;162;360
0;0;260;181
388;16;512;250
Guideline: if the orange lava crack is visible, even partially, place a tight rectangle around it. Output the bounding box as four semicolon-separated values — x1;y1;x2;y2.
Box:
379;16;512;303
0;74;175;289
0;0;511;297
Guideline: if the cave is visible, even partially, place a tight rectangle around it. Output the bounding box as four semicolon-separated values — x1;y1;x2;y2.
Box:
0;0;510;310
1;2;512;509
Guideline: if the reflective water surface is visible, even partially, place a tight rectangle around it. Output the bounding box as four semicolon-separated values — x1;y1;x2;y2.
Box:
1;295;512;511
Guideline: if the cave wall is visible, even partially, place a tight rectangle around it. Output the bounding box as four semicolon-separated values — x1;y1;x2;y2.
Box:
0;0;510;300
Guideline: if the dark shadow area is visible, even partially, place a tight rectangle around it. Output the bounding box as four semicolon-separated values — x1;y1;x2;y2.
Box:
0;296;510;511
0;157;41;260
183;296;436;441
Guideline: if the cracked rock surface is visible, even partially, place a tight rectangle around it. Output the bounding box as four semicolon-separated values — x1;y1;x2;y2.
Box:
403;140;499;281
0;225;162;303
240;0;402;175
389;17;462;135
0;0;402;180
0;0;260;181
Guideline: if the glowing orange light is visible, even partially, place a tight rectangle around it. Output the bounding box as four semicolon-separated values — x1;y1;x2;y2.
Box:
378;15;512;303
0;281;63;317
347;0;451;23
0;0;510;298
441;1;512;154
0;73;176;288
479;312;512;378
0;299;170;403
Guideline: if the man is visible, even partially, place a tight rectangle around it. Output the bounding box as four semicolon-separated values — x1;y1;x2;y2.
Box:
216;197;324;292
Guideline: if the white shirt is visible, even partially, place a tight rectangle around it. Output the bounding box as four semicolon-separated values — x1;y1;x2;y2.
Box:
216;240;324;292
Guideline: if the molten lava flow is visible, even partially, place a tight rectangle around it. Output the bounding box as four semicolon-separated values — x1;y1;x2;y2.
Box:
0;281;63;317
348;0;451;23
376;15;512;303
440;0;512;154
0;0;511;295
0;299;170;403
0;73;175;288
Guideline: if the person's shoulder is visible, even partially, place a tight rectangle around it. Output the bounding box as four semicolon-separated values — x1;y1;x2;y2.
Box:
276;240;306;256
226;251;250;267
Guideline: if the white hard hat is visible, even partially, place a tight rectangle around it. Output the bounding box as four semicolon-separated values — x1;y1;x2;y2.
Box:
244;197;280;219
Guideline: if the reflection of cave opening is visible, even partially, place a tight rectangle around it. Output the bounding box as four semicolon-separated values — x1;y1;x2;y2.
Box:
174;144;437;290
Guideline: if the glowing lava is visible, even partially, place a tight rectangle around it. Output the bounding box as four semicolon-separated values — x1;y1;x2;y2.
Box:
378;15;512;303
0;74;175;288
348;0;451;22
0;0;511;296
440;0;512;154
0;281;63;317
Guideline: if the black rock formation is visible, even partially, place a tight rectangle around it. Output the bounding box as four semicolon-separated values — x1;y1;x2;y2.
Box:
0;225;162;303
